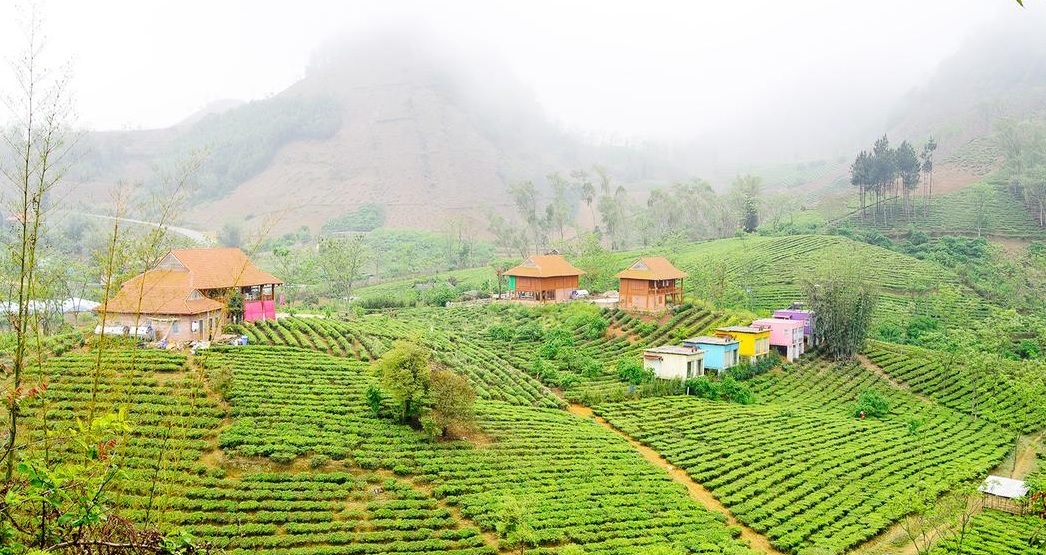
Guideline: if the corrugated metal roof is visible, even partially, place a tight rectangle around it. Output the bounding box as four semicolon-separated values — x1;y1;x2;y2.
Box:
644;345;703;356
978;476;1029;499
684;335;739;346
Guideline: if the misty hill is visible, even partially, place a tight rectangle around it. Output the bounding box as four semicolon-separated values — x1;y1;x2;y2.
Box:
703;11;1046;208
69;30;683;235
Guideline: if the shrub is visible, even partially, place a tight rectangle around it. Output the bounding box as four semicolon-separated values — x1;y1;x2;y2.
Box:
270;451;296;464
309;454;331;468
617;359;653;386
855;390;890;418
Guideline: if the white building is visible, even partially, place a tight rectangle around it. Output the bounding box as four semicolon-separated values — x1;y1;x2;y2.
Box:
642;345;705;380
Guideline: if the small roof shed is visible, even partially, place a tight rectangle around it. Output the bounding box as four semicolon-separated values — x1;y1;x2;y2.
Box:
979;475;1030;514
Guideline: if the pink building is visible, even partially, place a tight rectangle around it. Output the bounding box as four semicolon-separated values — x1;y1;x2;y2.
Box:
752;317;805;362
773;303;817;346
97;248;282;342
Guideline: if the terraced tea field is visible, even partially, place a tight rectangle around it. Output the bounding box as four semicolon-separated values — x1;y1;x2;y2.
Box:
21;345;757;555
849;182;1046;239
596;359;1013;555
929;510;1046;555
353;234;994;329
864;340;1046;432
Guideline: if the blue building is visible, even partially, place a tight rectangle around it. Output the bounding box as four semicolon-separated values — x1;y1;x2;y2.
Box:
683;335;740;373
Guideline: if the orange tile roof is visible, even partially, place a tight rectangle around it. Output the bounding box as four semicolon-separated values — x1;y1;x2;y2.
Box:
504;255;585;278
100;270;223;315
169;248;283;290
615;257;686;280
98;248;280;316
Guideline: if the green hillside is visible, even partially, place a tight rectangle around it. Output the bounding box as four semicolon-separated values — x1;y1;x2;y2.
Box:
356;234;994;329
840;182;1046;239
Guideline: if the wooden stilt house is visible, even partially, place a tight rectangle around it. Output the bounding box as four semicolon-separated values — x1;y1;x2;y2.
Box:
504;255;585;303
616;257;685;312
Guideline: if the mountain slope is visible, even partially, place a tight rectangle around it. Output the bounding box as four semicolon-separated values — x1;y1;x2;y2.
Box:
68;30;683;235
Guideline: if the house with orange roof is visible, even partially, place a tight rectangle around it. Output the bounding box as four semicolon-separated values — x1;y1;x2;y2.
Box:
615;257;686;312
504;254;585;303
97;248;282;342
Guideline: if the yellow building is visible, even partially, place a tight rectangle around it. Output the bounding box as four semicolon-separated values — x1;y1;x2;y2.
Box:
715;325;771;362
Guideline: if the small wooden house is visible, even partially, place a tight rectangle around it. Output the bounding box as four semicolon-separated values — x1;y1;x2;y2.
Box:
504;255;585;303
683;335;740;373
752;317;805;362
615;257;686;312
97;248;282;343
773;303;817;346
715;325;771;363
643;345;705;380
979;475;1029;514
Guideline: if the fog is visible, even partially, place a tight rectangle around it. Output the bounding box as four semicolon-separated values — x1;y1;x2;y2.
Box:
0;0;1037;149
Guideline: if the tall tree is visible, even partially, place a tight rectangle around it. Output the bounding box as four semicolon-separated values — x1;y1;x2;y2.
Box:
316;234;370;308
730;174;762;233
571;169;597;231
871;135;896;223
376;342;433;423
0;7;76;481
546;172;573;241
426;369;477;438
851;150;874;220
804;269;877;360
896;140;921;219
509;180;543;252
919;136;937;216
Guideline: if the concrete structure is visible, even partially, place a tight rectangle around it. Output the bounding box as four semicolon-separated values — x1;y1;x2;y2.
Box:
979;475;1030;514
773;303;817;346
504;255;585;303
683;335;740;373
615;257;685;313
97;248;282;343
753;317;806;362
715;325;771;363
642;345;705;380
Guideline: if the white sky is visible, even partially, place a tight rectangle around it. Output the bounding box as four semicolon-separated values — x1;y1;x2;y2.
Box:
0;0;1025;140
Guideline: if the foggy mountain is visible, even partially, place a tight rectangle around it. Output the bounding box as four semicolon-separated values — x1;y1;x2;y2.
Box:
68;29;685;234
66;11;1046;236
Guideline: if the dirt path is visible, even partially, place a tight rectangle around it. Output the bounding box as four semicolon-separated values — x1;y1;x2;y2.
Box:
856;355;934;405
853;430;1042;555
565;404;785;555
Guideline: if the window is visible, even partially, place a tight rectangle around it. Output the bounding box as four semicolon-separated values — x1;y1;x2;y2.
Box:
172;321;179;333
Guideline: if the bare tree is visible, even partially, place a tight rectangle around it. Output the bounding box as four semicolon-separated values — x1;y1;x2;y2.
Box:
0;5;77;480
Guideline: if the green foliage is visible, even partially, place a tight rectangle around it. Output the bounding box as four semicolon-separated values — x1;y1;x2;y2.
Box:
562;303;609;340
487;324;513;341
725;356;779;381
322;203;386;233
806;269;877;360
854;390;891;418
616;359;653;386
427;368;477;439
193;345;752;553
538;327;575;359
162;94;341;199
364;384;383;416
600;357;1012;554
682;376;754;404
377;341;433;423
